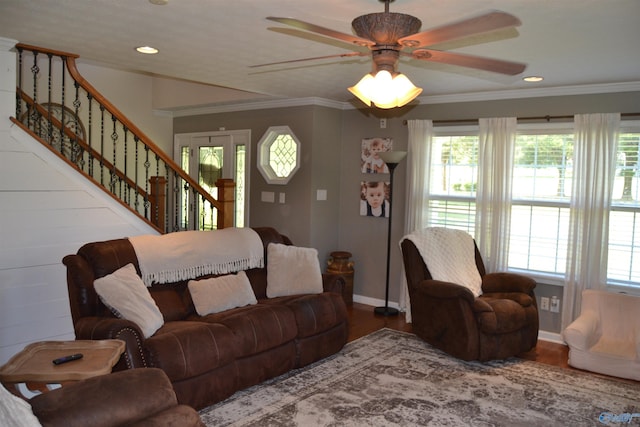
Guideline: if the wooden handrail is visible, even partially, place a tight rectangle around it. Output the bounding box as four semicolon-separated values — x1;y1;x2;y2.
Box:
15;43;223;213
14;42;235;231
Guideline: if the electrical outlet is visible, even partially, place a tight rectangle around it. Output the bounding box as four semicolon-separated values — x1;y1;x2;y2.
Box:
540;297;549;311
380;118;387;129
550;296;560;313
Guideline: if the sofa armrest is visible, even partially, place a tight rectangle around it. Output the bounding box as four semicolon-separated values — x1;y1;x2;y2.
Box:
322;273;345;295
30;369;190;427
414;280;476;303
482;272;536;294
563;311;600;350
74;317;147;369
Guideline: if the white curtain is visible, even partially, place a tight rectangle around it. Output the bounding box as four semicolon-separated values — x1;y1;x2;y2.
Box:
562;113;620;330
475;117;517;272
400;119;433;322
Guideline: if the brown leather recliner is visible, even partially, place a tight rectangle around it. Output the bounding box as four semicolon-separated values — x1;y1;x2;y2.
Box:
401;234;539;361
29;368;204;427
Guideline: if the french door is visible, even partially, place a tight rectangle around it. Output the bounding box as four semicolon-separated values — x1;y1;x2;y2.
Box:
174;129;250;229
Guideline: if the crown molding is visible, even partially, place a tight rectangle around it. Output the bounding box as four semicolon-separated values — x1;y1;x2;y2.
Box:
417;81;640;105
167;97;346;118
160;81;640;117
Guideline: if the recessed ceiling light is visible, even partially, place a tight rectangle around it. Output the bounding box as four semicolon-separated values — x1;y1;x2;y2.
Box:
523;76;544;82
149;0;168;5
136;46;159;54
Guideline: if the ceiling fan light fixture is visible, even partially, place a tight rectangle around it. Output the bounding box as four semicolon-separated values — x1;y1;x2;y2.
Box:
135;46;159;54
348;70;422;109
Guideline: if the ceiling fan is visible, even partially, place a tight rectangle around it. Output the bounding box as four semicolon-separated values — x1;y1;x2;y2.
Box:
259;0;526;76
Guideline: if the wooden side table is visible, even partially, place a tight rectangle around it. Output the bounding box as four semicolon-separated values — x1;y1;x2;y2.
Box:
0;339;125;398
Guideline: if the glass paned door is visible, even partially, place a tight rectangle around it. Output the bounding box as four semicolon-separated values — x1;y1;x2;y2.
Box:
175;130;250;230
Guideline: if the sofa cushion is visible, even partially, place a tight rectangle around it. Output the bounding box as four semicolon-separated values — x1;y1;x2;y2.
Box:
266;243;323;298
188;271;257;316
262;292;348;339
145;322;239;381
199;305;298;357
94;264;164;338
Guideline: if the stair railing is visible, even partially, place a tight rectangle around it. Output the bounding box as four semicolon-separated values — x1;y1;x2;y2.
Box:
12;43;234;233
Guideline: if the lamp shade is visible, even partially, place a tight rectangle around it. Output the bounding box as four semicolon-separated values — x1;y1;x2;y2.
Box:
348;71;422;109
378;150;407;165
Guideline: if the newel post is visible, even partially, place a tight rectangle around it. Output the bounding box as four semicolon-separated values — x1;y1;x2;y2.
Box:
215;178;235;229
149;176;167;232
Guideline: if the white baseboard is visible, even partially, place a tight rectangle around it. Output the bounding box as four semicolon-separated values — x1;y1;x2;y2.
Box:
538;331;564;344
353;293;565;344
353;294;400;310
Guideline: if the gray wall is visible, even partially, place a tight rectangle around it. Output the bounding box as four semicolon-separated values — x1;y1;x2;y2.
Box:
175;91;640;333
173;105;343;264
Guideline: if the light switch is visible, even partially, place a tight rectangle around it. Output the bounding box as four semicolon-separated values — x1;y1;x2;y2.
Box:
316;189;327;201
279;193;286;204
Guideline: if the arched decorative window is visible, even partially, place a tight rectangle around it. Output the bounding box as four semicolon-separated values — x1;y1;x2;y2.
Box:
257;126;301;184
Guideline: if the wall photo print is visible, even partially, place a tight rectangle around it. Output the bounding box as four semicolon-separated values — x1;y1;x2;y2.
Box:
360;181;390;218
361;137;393;174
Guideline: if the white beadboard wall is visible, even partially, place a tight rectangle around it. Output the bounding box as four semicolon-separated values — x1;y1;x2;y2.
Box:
0;124;158;365
0;39;161;365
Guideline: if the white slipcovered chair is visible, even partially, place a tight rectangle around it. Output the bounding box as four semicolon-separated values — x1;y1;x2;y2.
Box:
562;289;640;380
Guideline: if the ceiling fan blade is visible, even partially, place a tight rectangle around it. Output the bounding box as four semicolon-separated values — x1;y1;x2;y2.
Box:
398;11;521;48
411;49;526;75
250;52;366;68
267;17;374;47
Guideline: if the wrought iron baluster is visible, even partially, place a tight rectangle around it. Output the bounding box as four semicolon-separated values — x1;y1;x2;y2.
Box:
59;56;65;152
16;47;23;118
173;170;180;232
164;164;170;233
123;125;129;206
46;53;53;146
73;81;83;169
99;105;105;185
144;146;150;219
133;135;140;212
87;93;94;176
29;50;38;130
110;114;118;194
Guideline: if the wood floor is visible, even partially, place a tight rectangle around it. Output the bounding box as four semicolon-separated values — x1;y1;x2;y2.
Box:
347;302;570;369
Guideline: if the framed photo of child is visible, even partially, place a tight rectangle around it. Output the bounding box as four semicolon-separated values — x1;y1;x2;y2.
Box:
361;137;393;174
360;181;390;218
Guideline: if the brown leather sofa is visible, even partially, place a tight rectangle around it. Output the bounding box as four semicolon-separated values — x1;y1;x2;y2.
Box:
62;227;348;410
401;238;538;361
30;368;204;427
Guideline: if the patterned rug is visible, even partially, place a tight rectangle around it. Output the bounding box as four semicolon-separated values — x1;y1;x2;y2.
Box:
199;329;640;426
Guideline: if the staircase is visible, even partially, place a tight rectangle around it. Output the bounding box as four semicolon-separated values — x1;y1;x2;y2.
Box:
12;43;234;233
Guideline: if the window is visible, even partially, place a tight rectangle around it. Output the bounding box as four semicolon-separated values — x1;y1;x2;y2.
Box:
426;121;640;293
427;134;478;235
608;130;640;287
257;126;301;185
510;131;573;275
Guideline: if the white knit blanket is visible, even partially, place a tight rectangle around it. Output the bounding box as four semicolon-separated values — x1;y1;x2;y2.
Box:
403;227;483;296
130;228;264;286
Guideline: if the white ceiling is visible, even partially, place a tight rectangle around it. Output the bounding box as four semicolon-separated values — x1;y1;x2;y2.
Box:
1;0;639;109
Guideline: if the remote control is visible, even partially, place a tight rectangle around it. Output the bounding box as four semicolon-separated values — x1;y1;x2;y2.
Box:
52;353;83;365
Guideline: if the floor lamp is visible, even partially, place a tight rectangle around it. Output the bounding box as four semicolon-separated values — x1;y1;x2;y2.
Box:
374;150;407;316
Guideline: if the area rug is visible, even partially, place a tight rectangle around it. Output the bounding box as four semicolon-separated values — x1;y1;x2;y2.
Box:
199;329;640;426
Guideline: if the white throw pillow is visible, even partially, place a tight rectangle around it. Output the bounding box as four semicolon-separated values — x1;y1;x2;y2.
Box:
188;271;257;316
94;263;164;338
266;243;323;298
